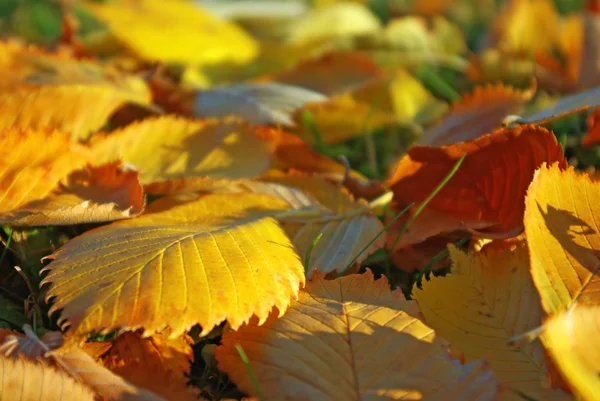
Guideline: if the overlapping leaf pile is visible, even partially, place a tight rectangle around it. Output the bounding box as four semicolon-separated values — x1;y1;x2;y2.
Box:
1;0;600;400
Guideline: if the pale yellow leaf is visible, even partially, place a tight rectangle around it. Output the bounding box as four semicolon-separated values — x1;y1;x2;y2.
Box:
215;270;500;401
42;193;305;339
86;0;258;66
287;2;381;44
415;242;570;401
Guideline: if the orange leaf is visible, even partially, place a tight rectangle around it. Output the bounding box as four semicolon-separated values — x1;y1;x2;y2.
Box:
419;83;534;146
582;106;600;147
102;331;198;401
1;162;145;226
387;125;566;236
0;128;90;216
0;41;151;140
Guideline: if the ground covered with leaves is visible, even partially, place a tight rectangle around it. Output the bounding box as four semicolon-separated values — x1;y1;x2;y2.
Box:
1;0;600;400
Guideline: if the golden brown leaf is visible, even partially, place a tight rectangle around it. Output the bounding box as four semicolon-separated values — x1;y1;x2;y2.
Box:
418;84;533;146
216;270;500;401
91;117;278;184
42;193;304;339
0;355;96;401
0;41;151;140
387;125;566;237
493;0;560;53
0;128;90;217
1;162;145;226
525;163;600;314
260;51;384;96
85;0;258;66
50;346;168;401
540;306;600;401
103;331;198;401
415;242;571;400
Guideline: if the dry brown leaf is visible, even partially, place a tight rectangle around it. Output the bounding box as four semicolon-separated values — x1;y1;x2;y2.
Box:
0;41;151;140
1;162;145;226
51;346;168;401
0;128;90;217
260;51;384;95
0;325;63;359
216;270;500;401
102;331;198;401
415;242;571;400
525;163;600;315
387;125;566;238
583;106;600;147
418;83;534;146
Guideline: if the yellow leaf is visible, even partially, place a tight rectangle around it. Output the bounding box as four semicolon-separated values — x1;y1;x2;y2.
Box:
383;16;467;56
494;0;560;53
85;0;258;66
293;93;397;145
540;306;600;401
0;41;152;140
91;116;353;185
42;192;305;339
103;331;198;401
215;270;500;401
525;163;600;314
90;117;277;184
415;243;571;400
0;128;90;216
287;2;381;44
146;175;386;278
1;162;145;226
0;355;96;401
353;71;448;123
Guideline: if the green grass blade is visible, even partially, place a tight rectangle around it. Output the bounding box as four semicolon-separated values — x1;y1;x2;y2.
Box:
414;64;460;102
391;153;466;251
301;110;328;154
414;236;470;288
235;344;265;401
304;232;323;275
337;203;414;278
0;229;13;266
